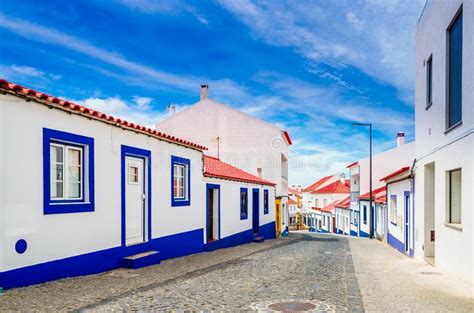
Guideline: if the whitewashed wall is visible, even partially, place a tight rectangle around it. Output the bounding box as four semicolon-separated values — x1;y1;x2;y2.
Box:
387;179;412;248
0;94;204;272
415;0;473;283
203;177;275;239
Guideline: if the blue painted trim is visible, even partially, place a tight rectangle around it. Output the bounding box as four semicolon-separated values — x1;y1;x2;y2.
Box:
43;128;95;214
387;232;405;254
252;188;260;234
171;155;191;207
0;228;204;290
404;191;410;253
204;228;253;252
350;230;358;236
121;145;152;247
15;239;27;254
259;221;276;239
206;183;221;241
263;189;269;214
240;187;248;220
363;205;367;225
359;230;370;238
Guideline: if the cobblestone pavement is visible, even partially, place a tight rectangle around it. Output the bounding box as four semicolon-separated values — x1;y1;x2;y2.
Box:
0;232;472;312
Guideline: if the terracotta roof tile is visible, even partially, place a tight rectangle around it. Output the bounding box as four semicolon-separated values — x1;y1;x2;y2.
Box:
203;155;275;186
0;79;207;151
379;166;411;182
304;175;333;192
312;180;350;194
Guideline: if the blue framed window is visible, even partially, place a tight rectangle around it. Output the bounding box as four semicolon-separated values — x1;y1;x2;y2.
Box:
240;188;248;220
447;7;463;129
363;205;367;224
263;190;269;214
171;155;191;206
43;128;94;214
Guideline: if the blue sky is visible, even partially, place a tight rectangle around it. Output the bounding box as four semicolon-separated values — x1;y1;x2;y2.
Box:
0;0;425;186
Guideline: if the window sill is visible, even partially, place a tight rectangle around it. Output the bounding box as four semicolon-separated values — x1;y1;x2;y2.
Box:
444;223;462;231
44;201;94;214
445;121;462;134
171;199;191;207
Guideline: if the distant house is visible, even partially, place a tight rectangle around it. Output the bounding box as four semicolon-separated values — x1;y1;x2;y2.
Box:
347;133;415;238
358;186;386;238
380;167;413;256
288;188;302;229
334;196;351;235
415;0;472;283
156;85;292;237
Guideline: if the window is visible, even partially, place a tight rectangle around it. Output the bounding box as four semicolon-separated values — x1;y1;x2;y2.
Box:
363;206;367;224
447;169;462;224
315;199;319;207
43;128;94;214
240;188;248;219
263;190;269;214
390;195;397;224
447;7;463;129
426;55;433;108
128;165;139;184
171;156;191;206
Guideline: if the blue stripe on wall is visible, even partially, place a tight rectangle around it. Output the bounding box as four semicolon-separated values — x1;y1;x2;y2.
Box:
350;230;358;237
387;232;405;254
359;230;370;238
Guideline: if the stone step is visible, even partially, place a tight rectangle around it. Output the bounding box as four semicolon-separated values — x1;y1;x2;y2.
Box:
121;251;160;269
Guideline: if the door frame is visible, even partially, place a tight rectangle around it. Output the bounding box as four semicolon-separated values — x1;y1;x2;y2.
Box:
206;183;220;243
252;188;260;234
404;191;410;253
121;145;152;248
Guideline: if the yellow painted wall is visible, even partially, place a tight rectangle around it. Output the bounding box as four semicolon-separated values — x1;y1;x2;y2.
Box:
275;199;281;237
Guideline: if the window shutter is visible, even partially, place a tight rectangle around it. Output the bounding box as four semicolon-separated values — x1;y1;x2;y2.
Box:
448;10;462;128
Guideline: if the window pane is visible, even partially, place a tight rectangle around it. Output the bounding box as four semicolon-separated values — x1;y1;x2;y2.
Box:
68;149;81;166
68;182;81;198
51;145;63;163
450;170;462;223
69;165;81;182
448;10;463;127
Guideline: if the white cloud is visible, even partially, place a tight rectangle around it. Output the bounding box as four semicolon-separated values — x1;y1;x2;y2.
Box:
0;64;62;81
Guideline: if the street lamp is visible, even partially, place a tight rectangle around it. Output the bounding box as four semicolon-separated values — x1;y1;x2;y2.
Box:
352;122;373;239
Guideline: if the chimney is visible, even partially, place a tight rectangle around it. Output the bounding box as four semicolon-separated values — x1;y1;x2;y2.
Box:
397;132;405;147
340;173;346;185
257;168;263;179
168;104;176;116
200;84;209;100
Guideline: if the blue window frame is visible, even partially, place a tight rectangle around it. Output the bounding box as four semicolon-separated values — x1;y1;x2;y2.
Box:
171;155;191;207
263;190;269;214
447;6;463;129
240;187;248;220
43;128;94;214
363;205;367;224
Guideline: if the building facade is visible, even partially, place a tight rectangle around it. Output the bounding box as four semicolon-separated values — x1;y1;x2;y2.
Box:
0;80;276;289
156;85;292;237
414;0;473;283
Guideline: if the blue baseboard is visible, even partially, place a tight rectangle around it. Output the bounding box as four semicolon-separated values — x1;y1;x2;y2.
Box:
0;228;204;290
259;221;277;240
359;230;370;238
350;230;358;236
387;232;405;254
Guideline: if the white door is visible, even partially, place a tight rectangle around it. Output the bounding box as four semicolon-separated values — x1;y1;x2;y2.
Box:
125;156;145;246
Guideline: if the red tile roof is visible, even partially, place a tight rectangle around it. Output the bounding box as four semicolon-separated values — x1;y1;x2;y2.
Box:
304;175;333;192
288;187;301;195
335;196;351;209
288;198;297;205
380;166;411;182
282;130;293;145
320;200;339;213
359;186;386;202
346;161;359;168
0;79;207;151
312;180;350;194
203;155;276;186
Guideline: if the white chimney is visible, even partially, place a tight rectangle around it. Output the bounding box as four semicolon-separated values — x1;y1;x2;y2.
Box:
397;132;405;147
200;84;209;100
168;104;176;116
340;173;346;184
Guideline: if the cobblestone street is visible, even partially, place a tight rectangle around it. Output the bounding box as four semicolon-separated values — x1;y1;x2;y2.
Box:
0;232;472;312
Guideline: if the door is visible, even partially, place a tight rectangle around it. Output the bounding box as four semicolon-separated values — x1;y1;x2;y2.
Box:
125;156;145;246
252;189;260;234
405;193;410;253
207;188;214;241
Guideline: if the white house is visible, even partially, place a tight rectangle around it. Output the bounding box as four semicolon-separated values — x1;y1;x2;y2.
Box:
380;167;414;256
414;0;473;283
347;134;415;237
156;85;292;237
334;197;351;235
358;186;386;238
0;80;276;289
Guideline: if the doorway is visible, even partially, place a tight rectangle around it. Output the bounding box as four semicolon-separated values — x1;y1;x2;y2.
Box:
206;184;220;242
424;163;435;263
252;189;260;234
404;192;410;253
125;156;146;246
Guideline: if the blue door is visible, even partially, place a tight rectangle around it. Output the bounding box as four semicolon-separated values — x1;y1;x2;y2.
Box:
252;189;260;234
404;193;410;252
370;206;375;238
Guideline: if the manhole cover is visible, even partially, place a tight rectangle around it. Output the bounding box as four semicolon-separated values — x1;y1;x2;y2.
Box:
252;299;335;312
